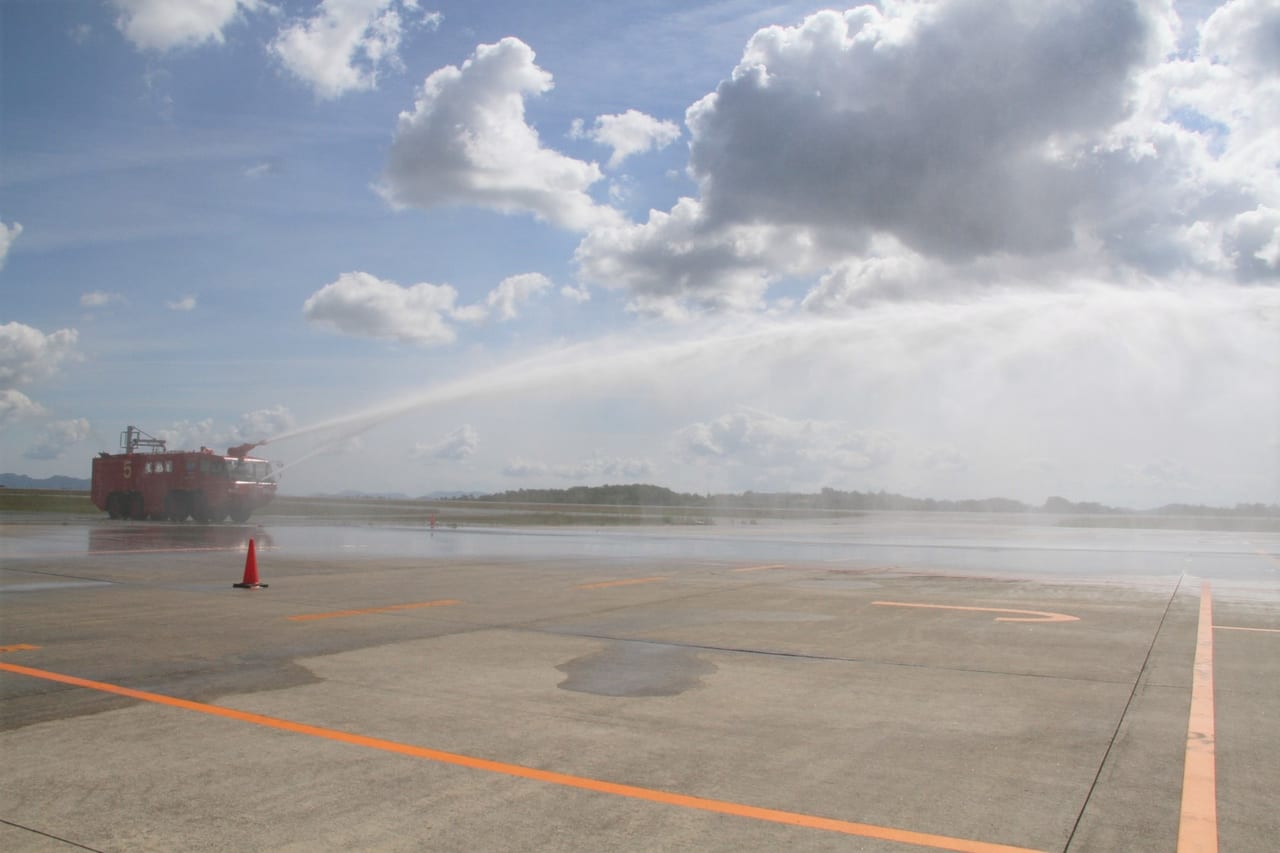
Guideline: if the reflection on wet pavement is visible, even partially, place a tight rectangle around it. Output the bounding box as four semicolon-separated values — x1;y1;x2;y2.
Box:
87;525;272;553
1;515;1276;601
557;641;718;697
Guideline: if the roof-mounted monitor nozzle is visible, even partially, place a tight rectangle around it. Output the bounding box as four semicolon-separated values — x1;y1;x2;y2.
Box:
121;425;166;454
227;440;268;459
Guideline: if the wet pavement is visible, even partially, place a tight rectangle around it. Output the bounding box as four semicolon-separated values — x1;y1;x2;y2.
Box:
1;513;1278;851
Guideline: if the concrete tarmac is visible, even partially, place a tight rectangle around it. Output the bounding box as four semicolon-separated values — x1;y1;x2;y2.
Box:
1;515;1277;852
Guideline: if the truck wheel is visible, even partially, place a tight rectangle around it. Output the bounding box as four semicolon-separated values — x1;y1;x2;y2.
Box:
191;495;209;523
163;493;187;521
229;504;252;523
128;493;146;520
106;493;123;519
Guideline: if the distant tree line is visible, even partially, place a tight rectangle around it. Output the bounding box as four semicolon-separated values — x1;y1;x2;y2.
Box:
459;484;1278;516
469;484;702;507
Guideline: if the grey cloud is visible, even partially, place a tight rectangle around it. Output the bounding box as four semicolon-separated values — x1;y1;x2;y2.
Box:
577;0;1279;315
686;1;1155;260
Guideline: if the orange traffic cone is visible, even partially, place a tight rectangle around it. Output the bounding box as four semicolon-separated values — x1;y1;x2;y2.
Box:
234;538;268;589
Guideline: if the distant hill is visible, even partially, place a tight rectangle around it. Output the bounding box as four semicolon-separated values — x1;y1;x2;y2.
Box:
0;473;91;490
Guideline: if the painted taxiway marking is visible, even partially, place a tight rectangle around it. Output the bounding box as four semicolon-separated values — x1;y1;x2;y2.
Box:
6;546;250;559
872;601;1079;623
287;600;460;621
731;564;787;573
0;660;1045;853
1215;625;1279;634
575;576;667;590
0;644;40;653
1178;582;1218;853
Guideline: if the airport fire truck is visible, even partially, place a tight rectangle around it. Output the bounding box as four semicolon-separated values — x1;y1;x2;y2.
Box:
91;426;277;522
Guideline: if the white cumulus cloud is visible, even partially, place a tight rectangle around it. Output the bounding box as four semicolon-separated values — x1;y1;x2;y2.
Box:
167;296;198;311
561;283;591;303
379;37;620;231
0;221;22;269
270;0;440;99
484;273;552;321
413;424;479;461
303;270;557;344
503;452;653;481
0;389;47;426
677;408;894;488
0;322;80;387
234;406;296;443
150;408;293;453
24;418;91;460
111;0;261;52
303;270;464;345
81;291;124;308
572;109;681;169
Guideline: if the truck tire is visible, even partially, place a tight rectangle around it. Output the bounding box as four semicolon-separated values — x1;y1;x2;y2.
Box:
190;494;209;523
163;492;185;522
127;493;145;520
229;503;252;523
106;493;123;519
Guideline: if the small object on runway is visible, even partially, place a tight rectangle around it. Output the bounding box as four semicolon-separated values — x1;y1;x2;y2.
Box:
233;538;268;589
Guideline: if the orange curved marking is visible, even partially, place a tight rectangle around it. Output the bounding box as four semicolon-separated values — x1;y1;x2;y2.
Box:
872;601;1079;623
0;644;40;653
0;660;1046;853
575;576;666;590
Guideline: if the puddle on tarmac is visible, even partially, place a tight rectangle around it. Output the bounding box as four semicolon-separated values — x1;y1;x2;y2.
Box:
557;641;717;697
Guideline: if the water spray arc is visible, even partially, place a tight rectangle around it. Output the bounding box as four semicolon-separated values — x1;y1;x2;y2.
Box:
256;318;842;475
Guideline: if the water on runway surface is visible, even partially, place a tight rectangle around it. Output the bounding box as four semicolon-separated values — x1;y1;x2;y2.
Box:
2;511;1278;851
5;513;1277;599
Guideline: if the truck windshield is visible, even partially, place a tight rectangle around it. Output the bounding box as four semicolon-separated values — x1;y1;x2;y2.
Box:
225;459;274;483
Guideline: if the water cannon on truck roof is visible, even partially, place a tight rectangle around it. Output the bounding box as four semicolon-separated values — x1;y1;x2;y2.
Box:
91;425;277;523
226;439;268;459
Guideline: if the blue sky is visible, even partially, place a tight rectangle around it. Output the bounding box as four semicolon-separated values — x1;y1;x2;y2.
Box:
2;0;1278;506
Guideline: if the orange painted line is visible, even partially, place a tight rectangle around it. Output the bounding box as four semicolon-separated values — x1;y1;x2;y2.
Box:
1215;625;1279;634
575;576;666;590
872;601;1079;623
731;564;787;573
96;546;250;555
1178;582;1218;852
0;644;40;653
6;546;250;559
287;599;460;621
0;660;1044;853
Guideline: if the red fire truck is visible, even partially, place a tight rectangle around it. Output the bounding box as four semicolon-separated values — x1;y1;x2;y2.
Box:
91;426;277;523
